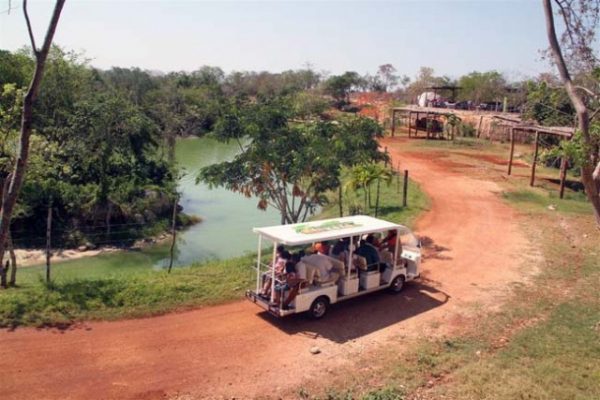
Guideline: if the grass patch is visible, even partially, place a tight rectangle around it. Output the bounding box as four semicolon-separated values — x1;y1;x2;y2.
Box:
411;136;497;151
502;188;592;214
0;254;255;328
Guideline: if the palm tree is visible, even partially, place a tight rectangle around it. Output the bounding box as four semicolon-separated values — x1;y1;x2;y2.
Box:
345;163;393;215
344;165;371;213
444;113;462;140
369;164;394;216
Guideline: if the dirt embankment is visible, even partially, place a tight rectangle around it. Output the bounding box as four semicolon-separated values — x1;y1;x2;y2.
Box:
0;137;534;399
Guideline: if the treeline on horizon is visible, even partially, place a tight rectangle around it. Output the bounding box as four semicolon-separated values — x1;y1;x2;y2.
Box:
0;46;579;248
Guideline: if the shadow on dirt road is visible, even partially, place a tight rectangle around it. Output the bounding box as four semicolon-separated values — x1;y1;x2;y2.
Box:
257;281;450;343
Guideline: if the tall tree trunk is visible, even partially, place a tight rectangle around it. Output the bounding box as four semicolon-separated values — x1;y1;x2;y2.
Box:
8;232;17;287
106;201;112;237
0;261;7;288
338;185;343;217
0;0;66;267
543;0;600;227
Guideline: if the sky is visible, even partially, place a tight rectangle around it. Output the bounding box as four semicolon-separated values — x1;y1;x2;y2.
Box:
0;0;556;80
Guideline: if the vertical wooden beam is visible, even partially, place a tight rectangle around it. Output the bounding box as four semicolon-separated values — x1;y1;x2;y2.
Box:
408;112;411;137
426;112;431;139
559;156;568;199
391;109;396;137
402;170;409;207
476;116;483;138
530;130;540;187
415;112;419;137
508;127;515;175
46;201;52;283
396;162;401;193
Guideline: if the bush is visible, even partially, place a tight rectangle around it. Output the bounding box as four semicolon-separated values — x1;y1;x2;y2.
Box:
460;123;476;137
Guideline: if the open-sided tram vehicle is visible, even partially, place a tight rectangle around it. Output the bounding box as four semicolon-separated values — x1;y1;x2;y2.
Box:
245;215;421;319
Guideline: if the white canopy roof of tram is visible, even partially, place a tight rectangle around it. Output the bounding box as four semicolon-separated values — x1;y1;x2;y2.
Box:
253;215;405;246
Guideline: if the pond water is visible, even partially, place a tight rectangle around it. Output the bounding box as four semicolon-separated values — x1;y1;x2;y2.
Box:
162;136;281;266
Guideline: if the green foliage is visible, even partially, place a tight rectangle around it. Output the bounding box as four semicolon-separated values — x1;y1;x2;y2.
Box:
199;97;385;224
544;124;600;172
0;49;33;87
457;70;506;103
1;47;177;247
324;72;363;107
459;123;476;138
321;170;429;228
522;81;575;126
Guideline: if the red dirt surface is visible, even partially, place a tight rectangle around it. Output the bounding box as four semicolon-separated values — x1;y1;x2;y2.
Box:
0;138;534;399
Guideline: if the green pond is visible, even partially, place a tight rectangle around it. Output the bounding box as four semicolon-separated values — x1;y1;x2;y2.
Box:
169;136;280;265
20;137;281;280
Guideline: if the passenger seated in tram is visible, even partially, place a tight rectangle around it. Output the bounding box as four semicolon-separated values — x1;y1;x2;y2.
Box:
260;249;291;298
379;229;398;255
273;260;304;310
313;241;330;255
356;235;386;272
331;239;347;262
301;253;341;285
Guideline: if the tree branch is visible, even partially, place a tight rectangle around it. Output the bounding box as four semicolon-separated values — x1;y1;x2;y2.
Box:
575;85;599;98
22;0;37;54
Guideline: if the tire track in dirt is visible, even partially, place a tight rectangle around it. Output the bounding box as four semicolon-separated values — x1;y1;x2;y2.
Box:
0;137;533;399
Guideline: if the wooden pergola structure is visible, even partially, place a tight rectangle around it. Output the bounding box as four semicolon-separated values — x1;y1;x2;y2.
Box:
493;115;575;198
390;107;455;139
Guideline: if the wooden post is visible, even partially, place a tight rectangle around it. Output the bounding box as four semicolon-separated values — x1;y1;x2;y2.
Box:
8;232;17;287
559;156;568;199
508;127;515;175
167;195;179;274
402;170;409;207
391;110;396;137
415;112;419;137
407;112;411;137
476;116;483;138
530;130;540;187
426;113;431;139
45;201;52;283
375;178;381;217
384;146;388;167
396;162;401;194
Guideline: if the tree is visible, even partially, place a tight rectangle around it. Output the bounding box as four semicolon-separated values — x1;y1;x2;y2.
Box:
332;116;387;216
457;71;507;104
542;0;600;227
198;98;385;224
198;98;340;224
0;0;66;273
376;64;399;92
405;67;452;101
323;72;363;107
522;80;575;126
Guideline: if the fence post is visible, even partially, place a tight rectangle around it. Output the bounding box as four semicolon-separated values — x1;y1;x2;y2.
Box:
168;195;179;274
396;162;401;194
559;157;568;199
46;200;52;283
402;170;409;207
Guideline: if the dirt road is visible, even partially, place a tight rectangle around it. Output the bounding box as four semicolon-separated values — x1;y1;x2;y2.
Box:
0;138;532;399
